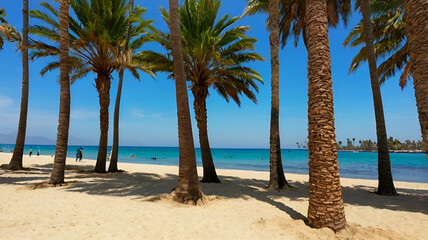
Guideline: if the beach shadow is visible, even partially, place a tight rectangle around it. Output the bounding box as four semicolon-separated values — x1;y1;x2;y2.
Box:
1;163;427;217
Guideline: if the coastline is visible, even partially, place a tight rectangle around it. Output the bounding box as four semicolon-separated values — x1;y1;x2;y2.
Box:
1;152;427;239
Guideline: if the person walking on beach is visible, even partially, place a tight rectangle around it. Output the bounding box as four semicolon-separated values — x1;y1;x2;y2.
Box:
37;147;40;156
79;148;83;162
29;147;33;157
76;148;81;162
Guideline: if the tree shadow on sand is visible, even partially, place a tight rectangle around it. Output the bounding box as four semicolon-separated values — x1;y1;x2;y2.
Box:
1;163;427;217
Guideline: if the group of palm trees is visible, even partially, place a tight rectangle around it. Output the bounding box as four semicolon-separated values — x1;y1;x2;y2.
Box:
0;0;426;232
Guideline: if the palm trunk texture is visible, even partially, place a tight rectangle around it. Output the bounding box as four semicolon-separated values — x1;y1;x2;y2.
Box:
267;0;289;190
169;0;204;203
193;86;220;183
305;0;346;231
108;70;124;172
405;0;428;153
95;74;111;173
361;0;396;196
50;0;70;185
8;0;29;170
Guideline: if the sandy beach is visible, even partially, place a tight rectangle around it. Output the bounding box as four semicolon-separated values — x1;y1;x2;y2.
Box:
0;152;427;240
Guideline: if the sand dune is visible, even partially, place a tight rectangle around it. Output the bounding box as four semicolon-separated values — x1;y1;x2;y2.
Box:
0;152;427;239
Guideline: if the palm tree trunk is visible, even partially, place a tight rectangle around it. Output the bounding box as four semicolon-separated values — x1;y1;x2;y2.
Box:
8;0;29;170
305;0;346;231
108;70;124;173
95;74;111;173
50;0;70;185
404;0;428;153
267;0;289;190
361;0;396;196
169;0;203;203
193;87;220;183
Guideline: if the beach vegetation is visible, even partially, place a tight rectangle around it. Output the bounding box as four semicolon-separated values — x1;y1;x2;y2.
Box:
167;0;204;203
140;0;264;183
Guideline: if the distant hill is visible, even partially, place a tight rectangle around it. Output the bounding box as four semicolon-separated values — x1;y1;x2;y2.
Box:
0;132;94;145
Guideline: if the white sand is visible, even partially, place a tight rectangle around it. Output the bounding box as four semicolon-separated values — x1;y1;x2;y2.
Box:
0;152;427;239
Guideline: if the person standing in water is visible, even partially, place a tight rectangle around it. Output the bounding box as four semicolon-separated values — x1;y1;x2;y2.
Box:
29;147;33;157
37;147;40;156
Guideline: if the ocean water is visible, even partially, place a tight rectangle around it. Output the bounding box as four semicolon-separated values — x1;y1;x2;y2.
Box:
1;144;427;183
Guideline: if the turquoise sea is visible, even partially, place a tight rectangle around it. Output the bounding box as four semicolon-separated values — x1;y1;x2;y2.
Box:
1;144;427;183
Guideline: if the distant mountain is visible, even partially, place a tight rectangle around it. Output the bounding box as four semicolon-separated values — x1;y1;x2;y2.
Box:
0;132;94;146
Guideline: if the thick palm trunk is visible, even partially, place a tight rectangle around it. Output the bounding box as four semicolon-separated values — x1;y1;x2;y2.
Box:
50;0;70;185
8;0;29;170
169;0;203;203
193;87;220;183
267;0;289;190
108;70;124;172
361;0;396;196
305;0;346;231
94;74;111;173
405;0;428;153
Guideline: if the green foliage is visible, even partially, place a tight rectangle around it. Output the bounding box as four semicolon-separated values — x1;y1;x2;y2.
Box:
139;0;263;106
243;0;351;47
337;137;424;151
29;0;155;82
343;0;409;88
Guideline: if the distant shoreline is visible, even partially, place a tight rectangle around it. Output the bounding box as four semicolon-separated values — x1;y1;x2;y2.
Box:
338;149;426;153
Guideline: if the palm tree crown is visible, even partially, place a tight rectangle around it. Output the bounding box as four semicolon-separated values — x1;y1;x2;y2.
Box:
244;0;351;47
144;0;264;105
343;0;409;88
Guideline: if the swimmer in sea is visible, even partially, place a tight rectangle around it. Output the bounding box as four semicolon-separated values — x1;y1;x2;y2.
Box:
130;153;136;158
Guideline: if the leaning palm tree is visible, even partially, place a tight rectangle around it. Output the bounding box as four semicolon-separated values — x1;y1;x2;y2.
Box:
5;0;30;170
168;0;204;203
305;0;346;231
404;0;428;153
344;0;396;195
343;0;408;88
141;0;263;183
50;0;70;185
30;0;136;173
108;2;155;172
244;0;351;189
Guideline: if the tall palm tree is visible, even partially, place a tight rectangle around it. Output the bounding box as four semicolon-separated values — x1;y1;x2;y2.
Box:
6;0;30;170
344;0;396;195
50;0;70;185
168;0;204;203
404;0;428;153
305;0;346;231
267;0;289;190
141;0;263;183
244;0;350;189
108;3;155;172
29;0;136;173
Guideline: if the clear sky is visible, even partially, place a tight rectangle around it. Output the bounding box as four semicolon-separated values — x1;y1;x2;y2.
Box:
0;0;421;148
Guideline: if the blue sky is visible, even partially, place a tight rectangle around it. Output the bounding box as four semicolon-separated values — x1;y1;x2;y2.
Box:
0;0;421;148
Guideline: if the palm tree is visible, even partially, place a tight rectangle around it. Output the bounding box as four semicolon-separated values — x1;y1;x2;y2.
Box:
244;0;351;48
168;0;204;203
346;0;396;195
343;1;408;88
50;0;70;185
108;2;155;173
6;0;30;170
244;0;350;189
404;0;428;153
142;0;263;183
305;0;346;231
267;0;289;190
30;0;136;173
